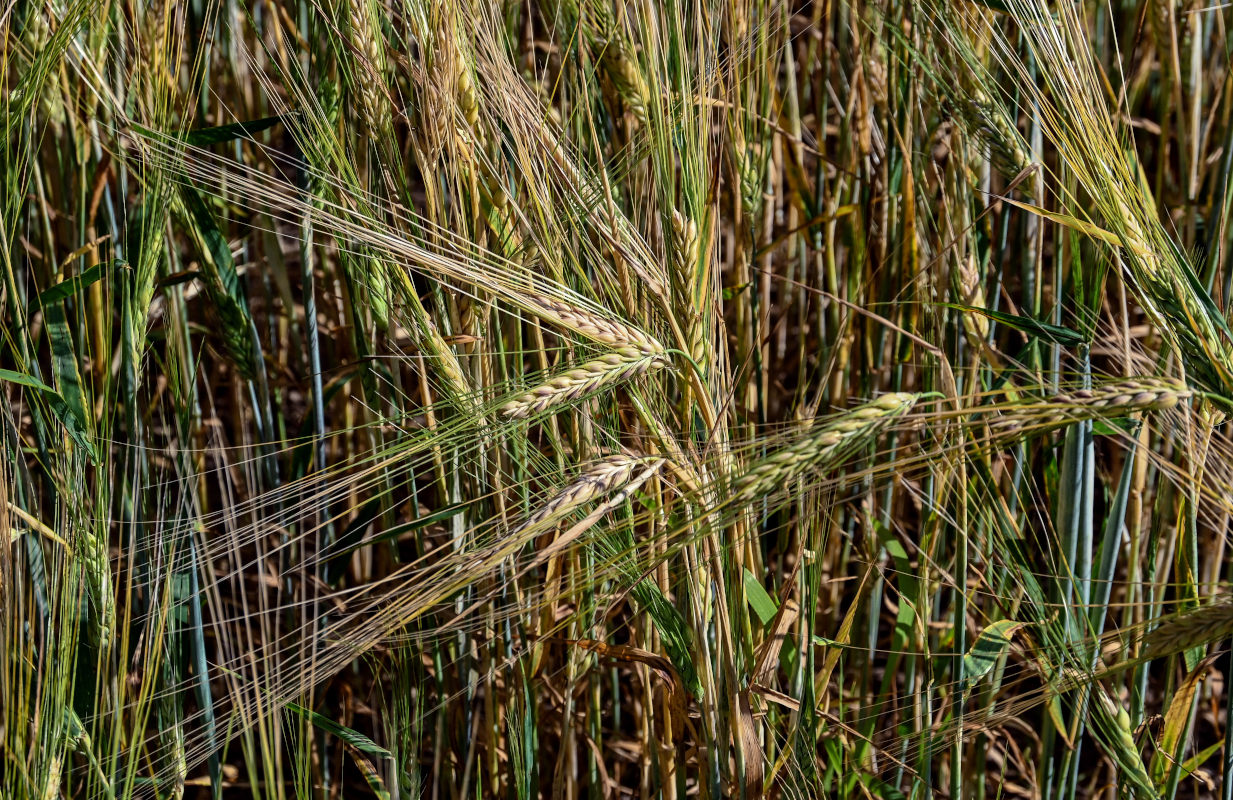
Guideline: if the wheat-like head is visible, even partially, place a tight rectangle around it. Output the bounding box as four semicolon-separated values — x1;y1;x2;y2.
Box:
523;455;665;531
499;348;667;419
669;210;708;371
597;37;650;126
733;392;920;504
346;0;390;138
1141;597;1233;661
524;295;663;354
984;377;1191;441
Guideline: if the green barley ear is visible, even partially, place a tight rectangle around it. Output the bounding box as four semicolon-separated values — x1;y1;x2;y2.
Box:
1093;687;1156;798
974;0;1233;399
983;378;1192;443
307;79;390;332
733;393;920;504
962;86;1036;190
351;253;391;333
669;209;708;373
596;36;650;126
733;125;765;219
1140;597;1233;661
175;187;258;379
78;526;113;651
923;4;1038;191
124;191;169;382
16;7;67;128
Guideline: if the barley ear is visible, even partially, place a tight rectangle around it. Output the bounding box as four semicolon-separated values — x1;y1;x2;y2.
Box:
1141;597;1233;661
346;0;391;139
499;349;668;420
984;378;1191;442
521;455;665;532
733;393;920;504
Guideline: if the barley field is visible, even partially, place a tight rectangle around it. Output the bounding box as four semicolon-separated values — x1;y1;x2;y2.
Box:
4;0;1233;797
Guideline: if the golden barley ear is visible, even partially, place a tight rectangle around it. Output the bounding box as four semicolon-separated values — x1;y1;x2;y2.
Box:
346;0;391;138
499;348;668;420
521;455;666;532
522;294;664;353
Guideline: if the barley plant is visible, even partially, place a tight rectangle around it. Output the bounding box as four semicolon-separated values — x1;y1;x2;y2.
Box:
9;0;1233;797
